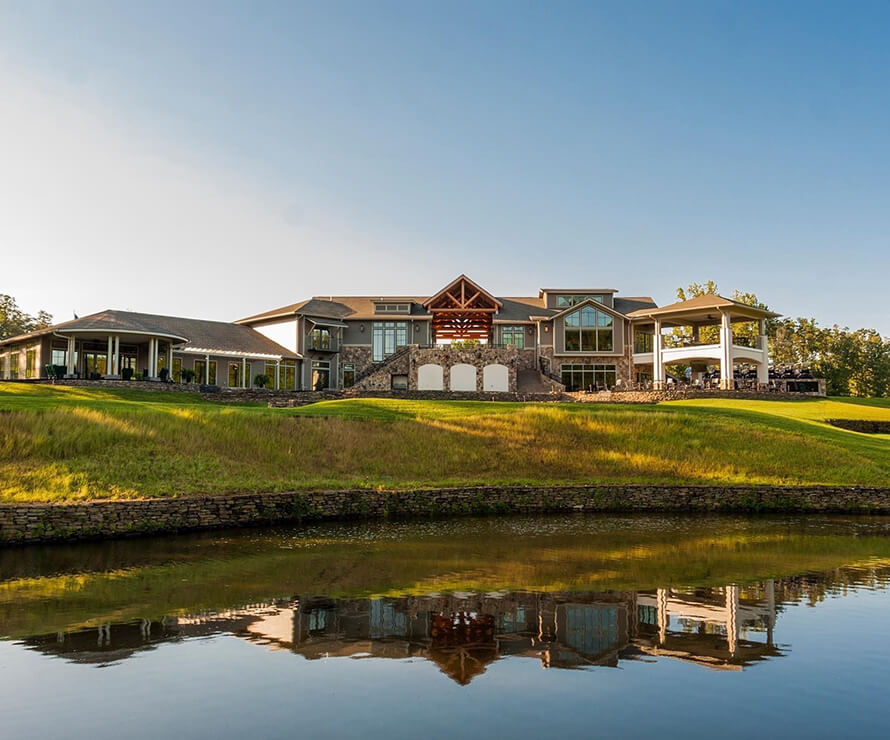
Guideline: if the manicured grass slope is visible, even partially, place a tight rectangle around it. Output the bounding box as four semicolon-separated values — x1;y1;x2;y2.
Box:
0;383;888;502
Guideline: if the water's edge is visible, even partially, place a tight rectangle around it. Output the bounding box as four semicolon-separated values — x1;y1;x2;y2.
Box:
2;484;890;545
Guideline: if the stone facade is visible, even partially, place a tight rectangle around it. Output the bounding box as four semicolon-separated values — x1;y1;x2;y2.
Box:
3;484;889;544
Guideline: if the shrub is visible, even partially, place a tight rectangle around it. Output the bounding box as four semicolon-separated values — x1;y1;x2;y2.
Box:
121;367;134;381
180;368;196;384
254;374;272;389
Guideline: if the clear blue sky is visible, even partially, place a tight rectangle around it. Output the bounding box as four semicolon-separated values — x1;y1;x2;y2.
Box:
2;1;888;332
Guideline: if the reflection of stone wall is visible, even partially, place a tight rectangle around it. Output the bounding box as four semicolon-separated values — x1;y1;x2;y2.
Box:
4;484;890;544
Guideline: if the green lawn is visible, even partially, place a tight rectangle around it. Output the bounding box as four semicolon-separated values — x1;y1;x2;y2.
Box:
0;383;888;502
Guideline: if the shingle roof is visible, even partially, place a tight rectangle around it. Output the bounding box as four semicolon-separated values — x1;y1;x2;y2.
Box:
0;310;298;358
238;293;659;325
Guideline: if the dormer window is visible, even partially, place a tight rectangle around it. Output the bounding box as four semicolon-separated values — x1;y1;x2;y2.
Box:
374;302;411;314
556;295;605;307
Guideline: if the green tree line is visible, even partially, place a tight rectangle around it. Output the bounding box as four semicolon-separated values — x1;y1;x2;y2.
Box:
0;295;52;341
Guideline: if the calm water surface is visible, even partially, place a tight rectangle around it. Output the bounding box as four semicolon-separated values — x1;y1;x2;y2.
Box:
3;514;890;739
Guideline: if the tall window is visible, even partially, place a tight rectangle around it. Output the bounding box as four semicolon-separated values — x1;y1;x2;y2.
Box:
9;352;19;379
228;362;241;388
372;321;407;362
342;363;355;388
557;295;605;307
280;359;296;390
312;360;330;390
311;328;331;350
195;359;217;385
634;330;653;354
25;349;36;378
172;358;182;382
561;364;617;391
501;326;525;348
563;306;614;352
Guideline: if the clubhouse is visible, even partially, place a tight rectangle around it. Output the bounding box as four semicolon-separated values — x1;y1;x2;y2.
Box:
0;274;780;393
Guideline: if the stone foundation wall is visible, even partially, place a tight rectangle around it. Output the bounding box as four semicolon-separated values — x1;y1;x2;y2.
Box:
410;346;524;391
47;379;203;393
2;485;889;544
566;389;828;403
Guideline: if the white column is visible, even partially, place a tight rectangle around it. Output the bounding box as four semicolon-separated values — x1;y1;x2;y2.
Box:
757;319;769;387
726;585;739;656
113;336;120;376
653;319;665;389
148;338;156;379
106;336;113;377
242;357;248;388
167;344;174;380
205;354;210;384
275;361;280;390
66;336;76;377
720;311;733;390
656;588;668;645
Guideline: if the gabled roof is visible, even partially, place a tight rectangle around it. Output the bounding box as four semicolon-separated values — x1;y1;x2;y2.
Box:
423;274;503;309
0;310;298;358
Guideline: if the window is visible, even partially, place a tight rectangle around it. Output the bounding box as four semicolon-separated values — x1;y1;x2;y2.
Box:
501;326;525;349
563;306;614;352
83;351;107;378
25;349;37;378
312;360;330;390
172;357;182;382
51;348;67;367
343;363;355;388
561;364;617;391
311;328;331;350
634;331;653;354
374;302;411;314
372;321;408;362
9;352;19;379
194;359;217;385
391;374;408;390
264;361;278;389
556;295;605;307
228;362;241;388
281;359;296;390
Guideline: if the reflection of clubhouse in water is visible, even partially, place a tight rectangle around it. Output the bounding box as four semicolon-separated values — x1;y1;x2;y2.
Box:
23;583;784;682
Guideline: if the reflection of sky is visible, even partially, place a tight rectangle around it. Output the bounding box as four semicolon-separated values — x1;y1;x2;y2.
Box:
3;588;889;740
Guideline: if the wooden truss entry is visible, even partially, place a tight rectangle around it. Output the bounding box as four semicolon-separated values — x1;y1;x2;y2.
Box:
423;274;502;341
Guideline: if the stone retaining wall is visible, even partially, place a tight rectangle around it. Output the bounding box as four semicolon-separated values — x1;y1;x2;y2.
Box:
826;419;890;434
3;485;889;545
48;379;203;393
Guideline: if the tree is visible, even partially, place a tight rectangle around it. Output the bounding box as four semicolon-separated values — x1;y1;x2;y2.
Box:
0;294;52;340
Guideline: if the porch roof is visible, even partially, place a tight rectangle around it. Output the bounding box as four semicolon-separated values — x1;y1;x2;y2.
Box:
627;295;780;327
0;310;299;359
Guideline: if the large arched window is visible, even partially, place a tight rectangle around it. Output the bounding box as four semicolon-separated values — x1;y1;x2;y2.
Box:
563;306;614;352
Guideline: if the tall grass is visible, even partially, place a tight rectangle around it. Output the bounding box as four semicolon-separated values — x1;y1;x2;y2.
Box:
1;384;889;502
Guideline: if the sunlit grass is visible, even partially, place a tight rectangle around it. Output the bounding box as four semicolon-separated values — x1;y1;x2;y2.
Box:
1;383;888;502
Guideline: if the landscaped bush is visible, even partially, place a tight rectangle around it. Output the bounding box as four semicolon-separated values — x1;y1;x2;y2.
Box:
180;368;196;383
254;374;272;388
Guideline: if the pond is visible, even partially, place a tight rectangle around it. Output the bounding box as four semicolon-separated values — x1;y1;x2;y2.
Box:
2;514;890;739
